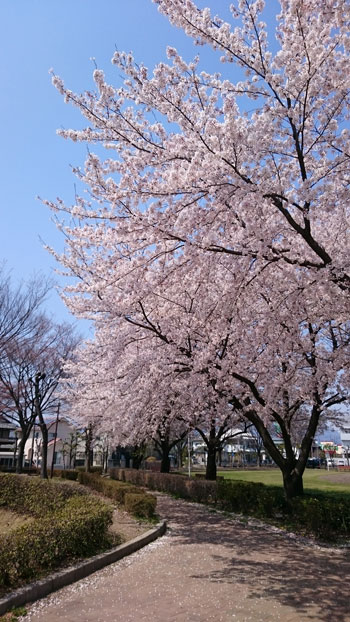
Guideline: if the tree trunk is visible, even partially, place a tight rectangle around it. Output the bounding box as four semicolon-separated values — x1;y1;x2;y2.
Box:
132;451;143;470
256;448;263;467
40;424;48;479
243;410;308;499
160;440;171;473
282;468;304;499
206;442;217;480
33;372;48;479
85;424;93;472
16;437;26;473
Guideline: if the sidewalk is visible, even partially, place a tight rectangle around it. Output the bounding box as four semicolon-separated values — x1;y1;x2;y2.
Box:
21;493;350;622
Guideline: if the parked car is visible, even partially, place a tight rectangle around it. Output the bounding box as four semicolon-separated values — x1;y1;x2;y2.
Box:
307;458;321;468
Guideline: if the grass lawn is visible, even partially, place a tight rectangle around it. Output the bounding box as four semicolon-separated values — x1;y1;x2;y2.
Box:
217;468;350;498
0;508;33;535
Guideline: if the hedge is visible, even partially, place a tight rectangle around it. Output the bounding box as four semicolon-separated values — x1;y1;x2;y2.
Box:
109;468;217;505
53;469;79;481
0;474;114;590
217;480;350;541
217;479;287;518
78;471;140;503
124;493;157;519
290;494;350;541
109;468;350;542
76;466;103;474
0;473;86;516
77;471;157;518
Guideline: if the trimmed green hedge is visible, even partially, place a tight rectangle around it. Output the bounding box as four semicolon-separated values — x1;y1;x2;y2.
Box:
109;468;217;505
0;473;86;516
76;466;103;474
217;479;287;518
53;469;79;481
78;471;140;504
0;474;114;590
290;494;350;541
124;493;157;519
109;468;350;542
78;471;157;518
218;479;350;542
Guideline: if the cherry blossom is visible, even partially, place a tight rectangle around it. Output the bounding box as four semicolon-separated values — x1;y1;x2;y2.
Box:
48;1;350;497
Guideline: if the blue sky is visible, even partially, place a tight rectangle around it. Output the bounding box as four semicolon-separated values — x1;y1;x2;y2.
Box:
0;0;279;333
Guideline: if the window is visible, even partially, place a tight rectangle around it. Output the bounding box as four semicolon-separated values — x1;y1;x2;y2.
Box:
53;452;62;465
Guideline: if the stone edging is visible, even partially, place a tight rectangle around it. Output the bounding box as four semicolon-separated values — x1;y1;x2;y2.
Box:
0;520;167;616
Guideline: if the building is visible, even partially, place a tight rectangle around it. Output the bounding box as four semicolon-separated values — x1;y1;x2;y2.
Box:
24;417;85;470
0;414;17;467
24;417;111;470
340;423;350;458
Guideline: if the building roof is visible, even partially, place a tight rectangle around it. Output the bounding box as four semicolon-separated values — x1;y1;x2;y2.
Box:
0;414;16;428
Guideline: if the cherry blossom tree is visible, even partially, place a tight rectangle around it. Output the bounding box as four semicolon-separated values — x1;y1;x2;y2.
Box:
47;0;350;497
63;300;251;479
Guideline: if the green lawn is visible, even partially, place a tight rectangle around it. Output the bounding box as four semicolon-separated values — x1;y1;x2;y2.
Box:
217;468;350;497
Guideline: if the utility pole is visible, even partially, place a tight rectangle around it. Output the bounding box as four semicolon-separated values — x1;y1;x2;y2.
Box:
50;402;60;478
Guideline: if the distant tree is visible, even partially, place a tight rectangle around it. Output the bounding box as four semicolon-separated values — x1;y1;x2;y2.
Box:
131;443;147;470
83;422;94;473
61;429;81;469
0;275;51;472
248;427;265;468
0;267;49;354
31;322;79;479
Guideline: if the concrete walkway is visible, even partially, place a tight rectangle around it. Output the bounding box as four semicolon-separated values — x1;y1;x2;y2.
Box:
21;494;350;622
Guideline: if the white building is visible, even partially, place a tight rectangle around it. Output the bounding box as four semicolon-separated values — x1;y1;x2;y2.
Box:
24;417;110;470
0;414;16;467
25;417;85;470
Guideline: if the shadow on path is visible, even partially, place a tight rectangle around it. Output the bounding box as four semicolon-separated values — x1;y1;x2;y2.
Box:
157;494;350;622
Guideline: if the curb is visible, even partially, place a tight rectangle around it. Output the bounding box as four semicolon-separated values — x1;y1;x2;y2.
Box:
0;520;167;616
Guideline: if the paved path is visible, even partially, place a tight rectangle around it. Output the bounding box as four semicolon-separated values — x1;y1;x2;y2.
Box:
22;494;350;622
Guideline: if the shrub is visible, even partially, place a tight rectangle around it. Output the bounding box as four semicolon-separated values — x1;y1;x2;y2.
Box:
217;479;350;541
110;468;350;542
217;479;287;518
290;495;350;541
0;496;113;588
109;468;217;504
144;458;161;472
78;471;141;504
0;473;86;516
79;470;159;517
76;466;103;474
53;469;78;481
0;474;114;590
77;471;101;486
124;493;157;519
